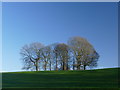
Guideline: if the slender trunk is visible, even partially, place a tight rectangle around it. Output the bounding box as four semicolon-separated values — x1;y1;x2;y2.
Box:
84;65;86;70
77;60;80;70
36;65;38;71
63;60;65;70
45;60;47;71
73;59;75;70
56;58;58;71
66;60;68;70
49;60;51;71
63;60;67;70
60;61;62;70
45;64;46;71
77;65;80;70
78;65;81;70
35;60;39;71
73;61;75;70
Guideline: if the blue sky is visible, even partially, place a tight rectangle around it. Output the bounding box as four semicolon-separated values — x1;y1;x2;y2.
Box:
2;2;118;72
0;2;2;72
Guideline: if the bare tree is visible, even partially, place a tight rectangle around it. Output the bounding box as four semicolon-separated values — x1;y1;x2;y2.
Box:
41;46;52;71
68;37;83;70
20;36;99;71
53;44;59;71
54;43;69;70
88;50;99;69
20;42;44;71
68;36;99;70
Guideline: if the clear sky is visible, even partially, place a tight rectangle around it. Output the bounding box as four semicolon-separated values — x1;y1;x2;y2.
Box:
2;2;118;72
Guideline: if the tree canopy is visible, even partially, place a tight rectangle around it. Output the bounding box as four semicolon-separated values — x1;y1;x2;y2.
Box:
20;36;99;71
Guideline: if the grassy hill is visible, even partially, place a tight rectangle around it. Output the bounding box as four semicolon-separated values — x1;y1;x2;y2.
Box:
2;68;119;90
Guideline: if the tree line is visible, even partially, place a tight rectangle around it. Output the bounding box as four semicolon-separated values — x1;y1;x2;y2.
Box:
20;36;99;71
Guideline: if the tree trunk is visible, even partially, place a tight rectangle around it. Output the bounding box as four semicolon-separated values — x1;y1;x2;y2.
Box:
45;65;46;71
63;61;65;70
77;65;80;70
73;59;75;70
50;61;51;71
56;59;58;71
77;60;80;70
63;58;67;70
84;65;86;70
36;65;38;71
35;60;39;71
44;61;47;71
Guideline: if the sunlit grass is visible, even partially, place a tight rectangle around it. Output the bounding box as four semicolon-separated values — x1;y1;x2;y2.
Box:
2;68;119;89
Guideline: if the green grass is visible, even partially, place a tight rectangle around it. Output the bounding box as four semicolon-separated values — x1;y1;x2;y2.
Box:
2;68;119;90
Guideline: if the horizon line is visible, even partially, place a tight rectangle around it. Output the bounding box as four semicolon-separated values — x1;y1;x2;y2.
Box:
1;66;119;73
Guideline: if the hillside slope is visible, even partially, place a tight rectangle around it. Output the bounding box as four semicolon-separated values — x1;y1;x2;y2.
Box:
2;68;119;89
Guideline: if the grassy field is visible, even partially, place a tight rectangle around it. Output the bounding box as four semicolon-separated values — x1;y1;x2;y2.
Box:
2;68;119;90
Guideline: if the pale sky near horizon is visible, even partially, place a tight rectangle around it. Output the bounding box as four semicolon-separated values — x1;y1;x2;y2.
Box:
2;2;118;72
